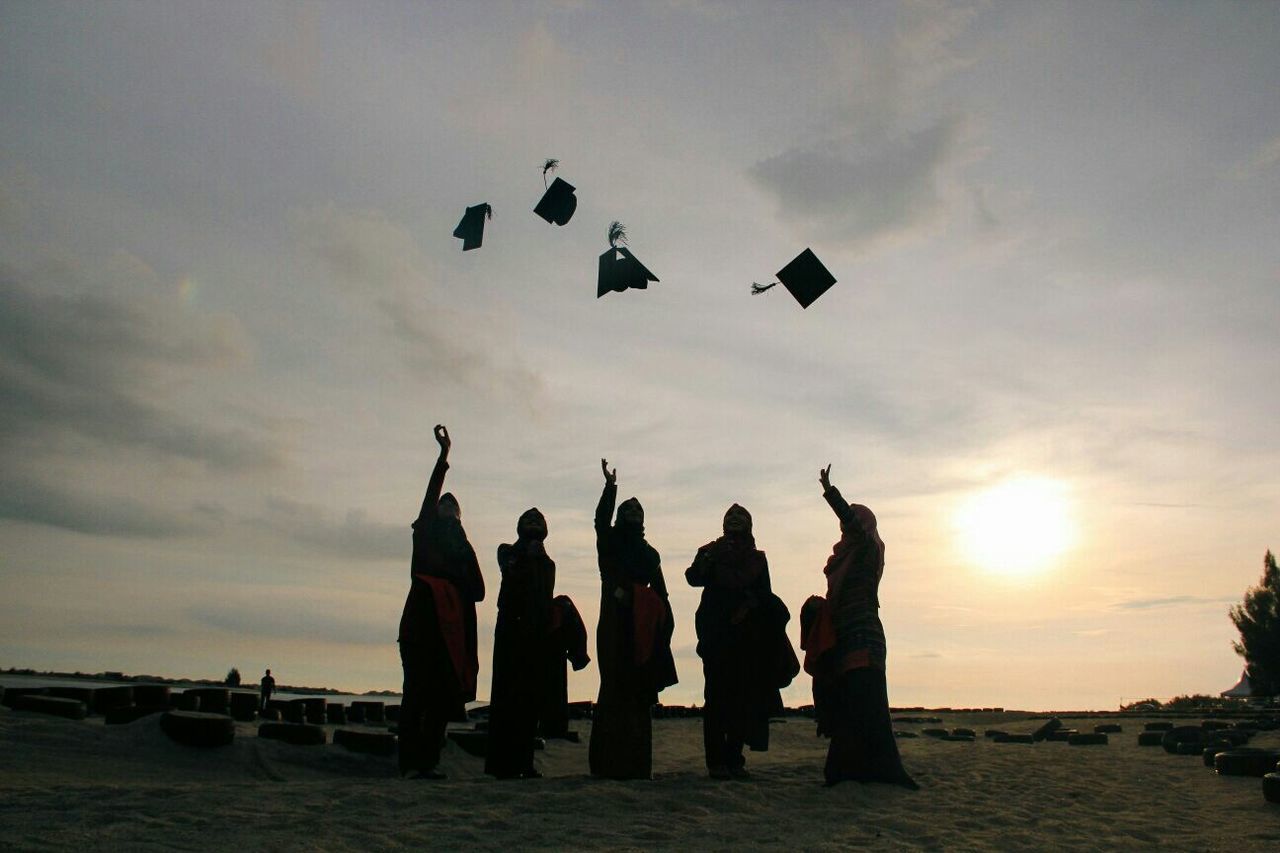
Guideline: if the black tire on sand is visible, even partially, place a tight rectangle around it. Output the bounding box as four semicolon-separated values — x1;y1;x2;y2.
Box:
334;728;397;756
228;692;260;722
132;685;171;706
1263;772;1280;805
184;688;230;716
448;730;489;758
1032;718;1063;742
105;705;169;725
13;694;88;720
2;687;49;708
1162;726;1204;754
1215;749;1280;778
258;722;327;746
350;701;385;724
1068;733;1108;746
160;710;235;747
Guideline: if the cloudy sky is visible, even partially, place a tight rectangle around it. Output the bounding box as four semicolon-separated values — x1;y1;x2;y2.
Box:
2;1;1277;710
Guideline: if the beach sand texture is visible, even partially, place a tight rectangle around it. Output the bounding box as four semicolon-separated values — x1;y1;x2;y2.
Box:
2;707;1278;851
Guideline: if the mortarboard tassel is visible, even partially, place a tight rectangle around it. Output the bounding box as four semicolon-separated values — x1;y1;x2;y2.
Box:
598;220;658;297
751;281;780;295
608;220;628;248
534;159;576;225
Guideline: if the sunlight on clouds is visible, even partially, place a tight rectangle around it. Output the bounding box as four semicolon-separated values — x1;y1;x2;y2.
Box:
952;476;1076;579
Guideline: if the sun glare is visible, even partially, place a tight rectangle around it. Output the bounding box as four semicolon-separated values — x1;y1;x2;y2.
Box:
953;477;1075;578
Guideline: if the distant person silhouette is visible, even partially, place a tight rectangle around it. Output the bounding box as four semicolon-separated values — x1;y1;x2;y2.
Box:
397;425;486;780
485;508;556;779
687;504;792;779
804;465;917;789
588;459;677;780
259;669;275;712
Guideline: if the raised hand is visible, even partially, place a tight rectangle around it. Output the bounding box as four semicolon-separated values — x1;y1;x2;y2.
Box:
819;464;831;491
435;424;452;454
601;458;617;486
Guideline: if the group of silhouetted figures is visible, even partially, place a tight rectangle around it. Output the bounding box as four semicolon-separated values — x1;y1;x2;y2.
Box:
397;425;917;789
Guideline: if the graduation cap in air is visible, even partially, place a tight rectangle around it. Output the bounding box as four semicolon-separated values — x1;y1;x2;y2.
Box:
533;159;577;226
750;248;837;309
598;221;659;298
452;203;492;251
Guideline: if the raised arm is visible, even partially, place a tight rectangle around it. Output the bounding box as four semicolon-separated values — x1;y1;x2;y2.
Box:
416;425;452;523
595;458;618;537
819;463;853;522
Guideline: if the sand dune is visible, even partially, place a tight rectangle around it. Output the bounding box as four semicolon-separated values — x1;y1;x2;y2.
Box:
2;707;1278;851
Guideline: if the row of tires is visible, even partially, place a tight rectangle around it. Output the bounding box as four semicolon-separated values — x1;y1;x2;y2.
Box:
1138;721;1280;807
918;726;1111;745
157;710;397;755
1;685;398;726
1140;720;1267;733
1137;725;1254;752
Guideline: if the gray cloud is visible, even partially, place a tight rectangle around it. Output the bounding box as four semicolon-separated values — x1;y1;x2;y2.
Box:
749;2;980;245
295;205;544;406
187;602;387;647
256;495;407;561
0;272;279;471
750;117;965;246
0;475;210;538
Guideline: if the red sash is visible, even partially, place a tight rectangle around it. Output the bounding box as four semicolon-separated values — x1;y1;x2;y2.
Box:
631;584;665;666
413;574;477;698
800;594;837;676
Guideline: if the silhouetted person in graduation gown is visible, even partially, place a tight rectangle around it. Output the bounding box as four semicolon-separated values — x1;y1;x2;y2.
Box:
804;465;917;789
589;459;677;780
485;508;556;779
397;425;485;780
687;504;790;779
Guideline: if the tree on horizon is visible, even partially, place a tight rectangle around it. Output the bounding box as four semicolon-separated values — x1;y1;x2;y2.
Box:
1229;550;1280;696
224;667;241;687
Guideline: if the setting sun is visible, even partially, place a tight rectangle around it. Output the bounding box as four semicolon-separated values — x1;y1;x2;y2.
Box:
953;477;1075;578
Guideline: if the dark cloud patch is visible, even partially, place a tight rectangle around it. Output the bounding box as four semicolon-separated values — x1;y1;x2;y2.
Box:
0;475;209;538
0;273;280;471
187;602;387;646
257;495;407;561
750;116;964;246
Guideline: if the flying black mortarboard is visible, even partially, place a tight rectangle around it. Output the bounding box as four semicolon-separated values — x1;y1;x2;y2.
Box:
598;221;658;298
452;203;492;251
534;158;577;226
750;248;837;309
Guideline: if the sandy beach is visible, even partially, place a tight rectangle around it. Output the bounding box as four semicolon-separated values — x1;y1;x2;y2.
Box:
2;702;1278;851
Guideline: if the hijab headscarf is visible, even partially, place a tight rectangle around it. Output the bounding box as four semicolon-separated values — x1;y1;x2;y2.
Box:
516;507;547;542
824;502;885;603
615;497;645;539
697;503;762;588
